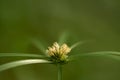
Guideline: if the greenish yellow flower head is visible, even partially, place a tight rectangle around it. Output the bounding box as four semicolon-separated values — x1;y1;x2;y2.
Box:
46;42;71;64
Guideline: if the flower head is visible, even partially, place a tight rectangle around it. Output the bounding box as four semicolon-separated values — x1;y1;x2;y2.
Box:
46;42;71;64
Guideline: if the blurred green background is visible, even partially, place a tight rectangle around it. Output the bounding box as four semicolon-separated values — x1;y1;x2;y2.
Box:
0;0;120;80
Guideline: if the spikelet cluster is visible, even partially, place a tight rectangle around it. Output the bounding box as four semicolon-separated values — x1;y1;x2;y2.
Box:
46;42;71;63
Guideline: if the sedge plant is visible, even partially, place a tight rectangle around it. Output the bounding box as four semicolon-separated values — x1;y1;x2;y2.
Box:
0;33;120;80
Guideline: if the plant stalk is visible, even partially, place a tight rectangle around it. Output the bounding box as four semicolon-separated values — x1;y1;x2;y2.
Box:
58;64;62;80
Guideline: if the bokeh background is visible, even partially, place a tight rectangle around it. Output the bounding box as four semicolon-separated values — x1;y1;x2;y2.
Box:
0;0;120;80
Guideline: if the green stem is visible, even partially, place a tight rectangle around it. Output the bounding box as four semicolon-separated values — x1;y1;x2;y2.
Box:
58;64;62;80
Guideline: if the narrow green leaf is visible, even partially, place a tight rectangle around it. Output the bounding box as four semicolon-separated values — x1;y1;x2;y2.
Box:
74;51;120;56
70;41;85;49
105;55;120;60
0;53;46;58
70;51;120;61
0;59;51;71
58;31;69;45
32;39;46;53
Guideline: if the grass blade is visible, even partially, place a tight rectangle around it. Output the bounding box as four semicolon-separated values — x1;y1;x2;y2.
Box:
70;51;120;60
70;41;85;49
0;59;51;72
105;55;120;60
74;51;120;56
0;53;46;58
32;39;46;53
58;31;69;45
